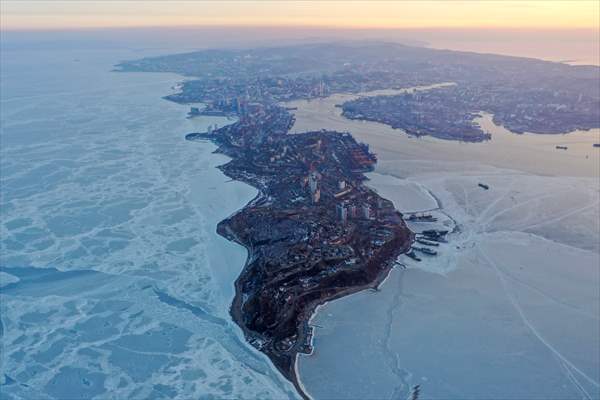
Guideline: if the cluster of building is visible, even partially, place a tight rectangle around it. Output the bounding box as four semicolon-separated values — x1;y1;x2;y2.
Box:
121;41;599;144
342;88;491;142
335;199;374;223
166;76;333;108
342;82;600;140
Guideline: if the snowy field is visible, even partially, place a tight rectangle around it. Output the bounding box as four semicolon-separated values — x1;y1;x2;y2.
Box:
290;92;600;399
0;47;298;399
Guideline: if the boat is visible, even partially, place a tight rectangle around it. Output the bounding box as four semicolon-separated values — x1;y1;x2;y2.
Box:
414;246;437;256
187;106;201;118
407;213;438;222
478;183;490;190
422;229;448;237
555;145;568;150
416;238;440;246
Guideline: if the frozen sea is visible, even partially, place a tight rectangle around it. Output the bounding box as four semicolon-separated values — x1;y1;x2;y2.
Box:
2;38;599;400
288;93;600;399
0;45;300;398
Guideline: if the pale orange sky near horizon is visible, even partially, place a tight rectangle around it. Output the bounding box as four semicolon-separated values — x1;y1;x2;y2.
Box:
1;0;599;31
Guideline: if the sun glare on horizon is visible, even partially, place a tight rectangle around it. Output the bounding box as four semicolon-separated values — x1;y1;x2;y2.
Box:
1;0;599;31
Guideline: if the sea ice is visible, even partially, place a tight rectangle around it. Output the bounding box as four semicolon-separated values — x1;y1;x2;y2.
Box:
1;47;298;399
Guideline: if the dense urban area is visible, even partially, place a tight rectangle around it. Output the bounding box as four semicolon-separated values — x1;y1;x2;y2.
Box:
119;42;600;141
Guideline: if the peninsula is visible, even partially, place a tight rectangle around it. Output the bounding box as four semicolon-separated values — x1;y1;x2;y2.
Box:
186;104;412;397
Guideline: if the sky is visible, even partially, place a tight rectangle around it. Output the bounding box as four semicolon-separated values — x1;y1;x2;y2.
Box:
1;0;599;31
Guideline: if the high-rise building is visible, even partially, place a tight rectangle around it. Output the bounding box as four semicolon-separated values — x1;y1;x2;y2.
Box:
312;188;321;204
236;97;248;118
308;171;319;194
336;202;348;223
348;204;358;219
362;204;373;219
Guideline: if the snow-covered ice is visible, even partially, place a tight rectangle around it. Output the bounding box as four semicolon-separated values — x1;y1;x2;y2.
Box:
290;91;600;399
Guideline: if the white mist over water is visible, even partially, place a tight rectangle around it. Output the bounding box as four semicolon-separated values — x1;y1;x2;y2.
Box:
2;26;597;65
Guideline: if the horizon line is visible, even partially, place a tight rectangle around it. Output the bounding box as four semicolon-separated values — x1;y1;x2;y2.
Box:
3;23;599;33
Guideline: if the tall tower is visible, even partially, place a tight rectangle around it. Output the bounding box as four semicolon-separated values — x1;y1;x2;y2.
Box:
308;171;319;194
362;203;373;219
336;203;348;223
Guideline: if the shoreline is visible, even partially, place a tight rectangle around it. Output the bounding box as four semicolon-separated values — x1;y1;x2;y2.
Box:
189;127;308;398
292;170;453;397
297;229;599;399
